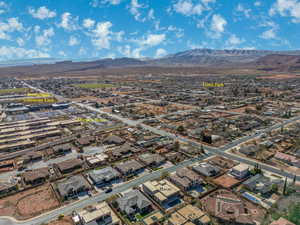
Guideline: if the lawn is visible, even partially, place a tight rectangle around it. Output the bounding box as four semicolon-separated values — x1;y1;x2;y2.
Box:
73;83;114;89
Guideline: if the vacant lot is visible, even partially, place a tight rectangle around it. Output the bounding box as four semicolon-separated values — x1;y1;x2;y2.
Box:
0;88;30;94
73;83;114;89
0;184;60;220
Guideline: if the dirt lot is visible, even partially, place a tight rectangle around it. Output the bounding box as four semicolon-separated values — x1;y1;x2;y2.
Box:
260;74;299;79
0;184;60;220
47;216;74;225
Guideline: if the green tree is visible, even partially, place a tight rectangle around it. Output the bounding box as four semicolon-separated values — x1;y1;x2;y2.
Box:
283;177;288;195
177;125;185;133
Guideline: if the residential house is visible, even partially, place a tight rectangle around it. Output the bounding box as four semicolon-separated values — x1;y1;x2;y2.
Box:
88;167;120;186
0;182;17;195
143;211;164;225
55;158;83;174
230;164;249;179
242;174;283;194
21;151;43;164
192;163;220;177
142;179;180;206
86;153;109;167
77;201;121;225
201;190;256;225
169;167;203;191
274;152;300;168
138;153;165;168
57;175;90;200
168;204;211;225
22;167;50;185
115;159;144;176
103;135;125;145
239;145;259;156
52;144;72;155
116;189;152;218
77;136;95;147
111;143;140;159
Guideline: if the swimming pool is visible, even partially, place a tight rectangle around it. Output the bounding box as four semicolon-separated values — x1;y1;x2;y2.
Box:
242;192;260;204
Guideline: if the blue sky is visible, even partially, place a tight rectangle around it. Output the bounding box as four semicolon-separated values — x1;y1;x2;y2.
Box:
0;0;299;61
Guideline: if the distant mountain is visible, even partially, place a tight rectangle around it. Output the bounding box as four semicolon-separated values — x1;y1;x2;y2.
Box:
152;49;300;66
252;54;300;72
1;49;300;75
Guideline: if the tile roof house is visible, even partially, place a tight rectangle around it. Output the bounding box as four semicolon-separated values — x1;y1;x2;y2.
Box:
22;167;50;185
142;179;180;205
116;190;152;218
239;145;259;156
201;190;257;225
274;152;300;168
0;182;17;195
55;158;83;174
77;201;121;225
103;135;125;145
230;164;249;179
57;175;90;200
168;204;211;225
52;144;72;155
88;167;120;186
192;163;220;177
111;143;140;158
169;167;203;191
242;174;283;194
21;151;43;164
115;159;144;176
138;153;165;167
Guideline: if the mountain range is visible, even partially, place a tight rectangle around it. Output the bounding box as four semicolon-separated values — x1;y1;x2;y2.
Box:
1;49;300;76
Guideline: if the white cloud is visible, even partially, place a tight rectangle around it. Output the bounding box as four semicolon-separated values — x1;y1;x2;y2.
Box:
260;29;277;39
58;12;78;31
0;17;23;40
210;14;227;38
173;0;204;16
269;0;300;23
35;27;55;46
118;45;143;58
91;21;113;49
140;34;166;46
16;37;25;46
83;18;95;29
114;31;124;42
226;34;244;46
129;0;145;22
254;1;261;6
29;6;56;20
68;36;80;46
0;1;8;14
155;48;167;58
79;47;87;55
148;8;155;20
34;25;40;33
235;3;251;18
102;0;122;5
58;51;66;57
91;0;122;6
0;46;49;60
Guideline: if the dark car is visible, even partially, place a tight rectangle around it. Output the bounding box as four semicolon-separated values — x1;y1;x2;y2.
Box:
105;188;112;193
